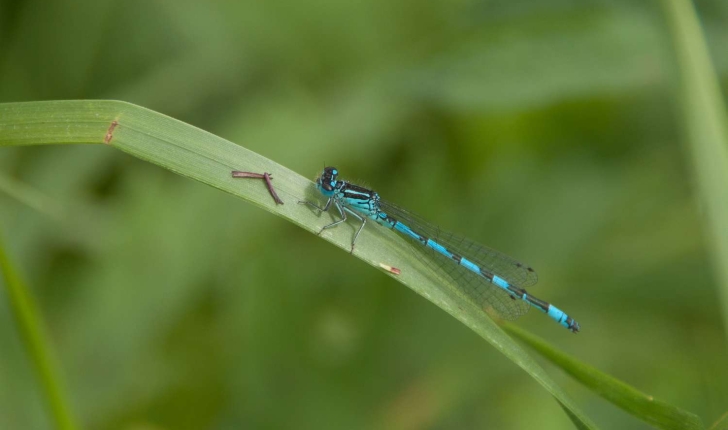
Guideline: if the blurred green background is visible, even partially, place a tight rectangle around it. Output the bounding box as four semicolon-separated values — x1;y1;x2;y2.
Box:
1;0;728;429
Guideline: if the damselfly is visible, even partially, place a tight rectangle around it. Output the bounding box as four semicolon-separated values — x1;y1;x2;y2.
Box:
300;167;580;333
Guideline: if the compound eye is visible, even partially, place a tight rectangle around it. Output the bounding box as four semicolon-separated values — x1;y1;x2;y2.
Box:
323;167;338;178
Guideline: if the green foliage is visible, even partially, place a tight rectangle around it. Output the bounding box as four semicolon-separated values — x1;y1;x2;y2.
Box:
506;325;703;430
0;235;78;430
1;1;728;429
711;412;728;430
662;0;728;338
1;99;597;429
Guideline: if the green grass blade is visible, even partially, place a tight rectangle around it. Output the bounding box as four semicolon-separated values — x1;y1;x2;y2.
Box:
710;411;728;430
0;172;63;217
661;0;728;336
505;325;704;430
559;403;594;430
0;100;596;428
0;233;79;430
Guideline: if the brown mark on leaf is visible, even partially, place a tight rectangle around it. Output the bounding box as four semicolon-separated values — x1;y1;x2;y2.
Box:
378;263;401;275
104;120;118;144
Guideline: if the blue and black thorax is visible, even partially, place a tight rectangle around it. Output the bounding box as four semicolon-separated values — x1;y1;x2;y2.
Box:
317;167;383;218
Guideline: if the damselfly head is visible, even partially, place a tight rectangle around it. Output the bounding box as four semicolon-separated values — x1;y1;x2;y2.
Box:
318;166;339;192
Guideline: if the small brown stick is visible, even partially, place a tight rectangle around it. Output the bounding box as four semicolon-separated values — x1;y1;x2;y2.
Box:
104;120;118;144
378;263;401;275
231;171;284;205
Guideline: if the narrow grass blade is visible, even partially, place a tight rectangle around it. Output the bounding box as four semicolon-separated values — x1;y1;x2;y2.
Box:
710;411;728;430
505;325;704;430
661;0;728;336
0;100;596;428
0;172;63;217
559;403;594;430
0;233;79;430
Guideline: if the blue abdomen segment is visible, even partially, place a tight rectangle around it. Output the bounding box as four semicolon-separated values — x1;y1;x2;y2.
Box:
519;288;579;332
385;216;580;333
546;305;573;329
391;219;425;243
492;275;509;289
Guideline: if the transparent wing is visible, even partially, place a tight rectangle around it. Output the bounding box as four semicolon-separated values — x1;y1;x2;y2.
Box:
378;200;535;320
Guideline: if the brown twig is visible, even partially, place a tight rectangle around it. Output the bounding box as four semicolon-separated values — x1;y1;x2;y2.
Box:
231;171;284;205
